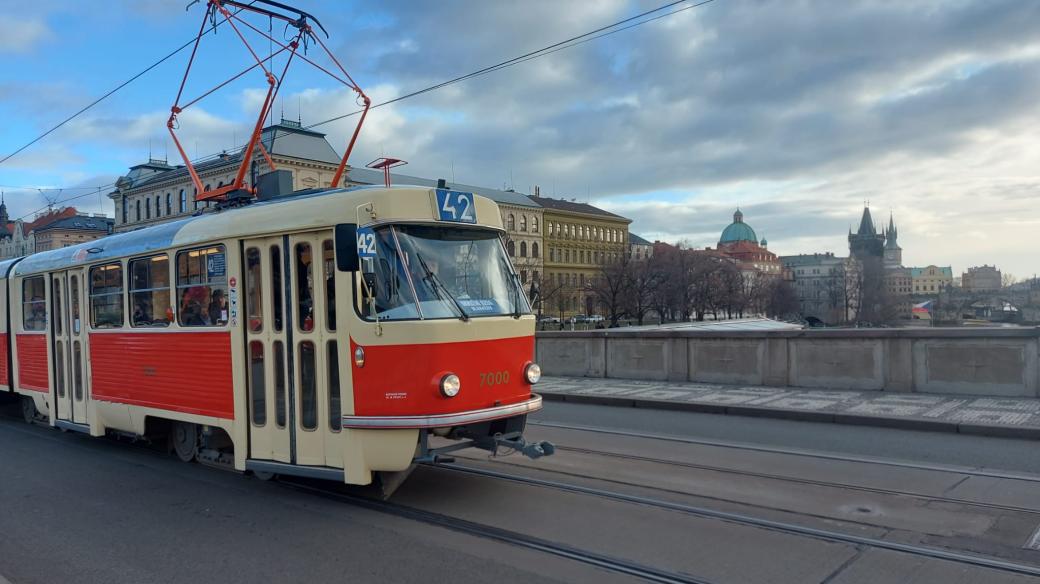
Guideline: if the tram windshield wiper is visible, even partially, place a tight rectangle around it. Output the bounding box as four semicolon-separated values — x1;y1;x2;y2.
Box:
416;252;469;322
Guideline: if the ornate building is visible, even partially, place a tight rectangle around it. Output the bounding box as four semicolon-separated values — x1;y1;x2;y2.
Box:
539;196;631;318
0;202;113;260
715;209;781;275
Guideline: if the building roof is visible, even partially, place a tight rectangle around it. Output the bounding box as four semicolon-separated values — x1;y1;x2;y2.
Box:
629;233;652;246
779;253;844;267
529;196;629;220
857;206;876;236
719;209;758;244
35;214;113;233
909;266;953;278
343;167;542;209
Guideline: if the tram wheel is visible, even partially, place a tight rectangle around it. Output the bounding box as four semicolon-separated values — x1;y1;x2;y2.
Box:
252;470;276;481
20;396;36;424
171;422;199;462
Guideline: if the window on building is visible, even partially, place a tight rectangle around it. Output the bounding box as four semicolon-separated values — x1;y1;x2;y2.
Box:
521;270;527;284
145;198;151;220
121;195;128;224
22;276;46;331
130;254;171;327
176;245;227;327
166;193;172;215
520;241;527;257
136;200;141;222
520;215;527;231
507;240;516;256
194;188;200;210
533;270;539;282
155;195;161;217
507;214;515;231
532;242;540;258
179;189;187;213
89;263;124;329
532;217;539;233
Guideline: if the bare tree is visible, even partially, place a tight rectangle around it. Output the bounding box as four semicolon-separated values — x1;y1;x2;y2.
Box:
765;278;800;319
590;253;631;327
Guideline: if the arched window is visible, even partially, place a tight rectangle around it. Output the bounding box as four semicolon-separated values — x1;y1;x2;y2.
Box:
166;193;172;215
507;240;515;256
121;195;128;224
533;270;539;282
520;242;527;257
520;215;527;232
520;270;527;284
532;242;539;258
145;199;151;220
135;200;141;222
155;195;161;217
507;214;515;230
179;190;187;213
532;217;539;233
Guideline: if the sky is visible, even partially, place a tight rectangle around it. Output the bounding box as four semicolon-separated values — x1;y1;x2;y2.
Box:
0;0;1038;276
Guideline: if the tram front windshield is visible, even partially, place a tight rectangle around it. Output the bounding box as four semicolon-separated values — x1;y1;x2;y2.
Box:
359;225;530;321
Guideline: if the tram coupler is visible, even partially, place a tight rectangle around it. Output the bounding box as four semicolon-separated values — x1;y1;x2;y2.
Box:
489;432;556;459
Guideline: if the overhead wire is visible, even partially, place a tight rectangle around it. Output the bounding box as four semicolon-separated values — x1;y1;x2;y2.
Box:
305;0;717;131
9;0;718;220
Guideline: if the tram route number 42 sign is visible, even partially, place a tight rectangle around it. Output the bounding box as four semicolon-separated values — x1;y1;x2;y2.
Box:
435;189;476;224
357;227;377;258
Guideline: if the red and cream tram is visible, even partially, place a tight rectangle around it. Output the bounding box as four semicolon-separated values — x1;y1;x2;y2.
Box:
0;185;551;494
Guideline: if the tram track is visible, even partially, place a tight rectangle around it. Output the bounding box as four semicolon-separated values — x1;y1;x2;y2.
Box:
531;420;1040;483
431;462;1040;579
276;478;715;584
486;442;1040;517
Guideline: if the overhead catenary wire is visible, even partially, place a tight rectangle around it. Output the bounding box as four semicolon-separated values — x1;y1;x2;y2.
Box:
9;0;718;220
304;0;717;131
0;2;257;169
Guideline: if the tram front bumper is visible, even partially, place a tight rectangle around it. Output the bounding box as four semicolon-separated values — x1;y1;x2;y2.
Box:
340;394;543;430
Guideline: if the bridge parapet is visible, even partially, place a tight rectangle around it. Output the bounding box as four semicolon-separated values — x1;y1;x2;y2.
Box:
536;328;1040;397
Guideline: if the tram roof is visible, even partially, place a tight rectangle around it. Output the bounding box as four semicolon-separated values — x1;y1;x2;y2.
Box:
13;184;494;276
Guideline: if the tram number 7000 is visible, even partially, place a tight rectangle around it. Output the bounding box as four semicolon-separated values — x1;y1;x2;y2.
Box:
479;371;510;387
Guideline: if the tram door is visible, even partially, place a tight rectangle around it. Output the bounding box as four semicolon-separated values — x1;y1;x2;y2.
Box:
243;234;342;468
51;270;88;425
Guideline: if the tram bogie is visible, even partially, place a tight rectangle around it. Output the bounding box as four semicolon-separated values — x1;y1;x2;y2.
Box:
0;185;551;494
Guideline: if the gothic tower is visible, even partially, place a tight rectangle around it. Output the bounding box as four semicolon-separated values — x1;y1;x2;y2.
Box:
848;205;885;260
883;212;902;267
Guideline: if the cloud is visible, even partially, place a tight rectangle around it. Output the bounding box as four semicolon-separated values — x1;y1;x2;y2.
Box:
0;16;52;53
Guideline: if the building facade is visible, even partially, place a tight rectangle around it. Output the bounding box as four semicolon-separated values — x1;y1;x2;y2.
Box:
538;196;631;318
0;204;113;260
629;233;653;261
110;120;353;232
715;209;781;275
962;265;1002;293
781;252;854;323
910;265;953;294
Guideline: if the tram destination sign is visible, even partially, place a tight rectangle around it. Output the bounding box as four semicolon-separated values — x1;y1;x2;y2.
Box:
435;189;476;224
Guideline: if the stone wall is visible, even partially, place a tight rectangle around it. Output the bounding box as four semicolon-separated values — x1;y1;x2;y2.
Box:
536;328;1040;397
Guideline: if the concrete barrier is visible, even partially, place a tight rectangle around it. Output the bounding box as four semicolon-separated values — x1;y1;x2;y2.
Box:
535;327;1040;397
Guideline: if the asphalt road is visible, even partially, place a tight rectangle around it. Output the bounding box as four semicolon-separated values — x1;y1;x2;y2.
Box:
3;400;1040;583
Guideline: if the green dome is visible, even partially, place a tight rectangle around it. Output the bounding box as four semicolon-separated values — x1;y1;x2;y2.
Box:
719;209;758;244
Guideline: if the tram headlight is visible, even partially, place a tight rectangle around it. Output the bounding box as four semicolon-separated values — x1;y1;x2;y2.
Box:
524;362;542;384
354;346;365;368
440;374;461;398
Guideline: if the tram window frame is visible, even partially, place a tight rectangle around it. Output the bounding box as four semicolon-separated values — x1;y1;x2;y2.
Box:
249;340;266;427
327;340;341;432
22;277;47;331
295;242;314;332
299;340;317;431
175;245;228;328
129;254;172;328
245;247;263;333
89;262;125;329
51;277;62;335
322;239;336;332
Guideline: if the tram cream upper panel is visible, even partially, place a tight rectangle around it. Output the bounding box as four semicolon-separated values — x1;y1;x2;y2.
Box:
173;186;504;248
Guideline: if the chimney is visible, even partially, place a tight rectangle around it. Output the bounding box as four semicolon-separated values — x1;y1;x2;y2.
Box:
436;178;447;189
533;185;541;197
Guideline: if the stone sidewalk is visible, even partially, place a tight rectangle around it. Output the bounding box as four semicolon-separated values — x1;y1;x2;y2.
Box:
538;376;1040;439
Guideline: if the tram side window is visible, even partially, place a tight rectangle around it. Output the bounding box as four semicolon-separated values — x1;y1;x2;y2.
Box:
176;245;228;327
322;239;335;331
22;277;46;331
89;263;124;329
245;247;262;332
296;242;314;332
130;254;172;327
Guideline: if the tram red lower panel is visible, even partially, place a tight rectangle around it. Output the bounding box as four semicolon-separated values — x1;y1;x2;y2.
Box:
90;332;234;419
16;333;48;392
351;335;534;417
0;333;9;386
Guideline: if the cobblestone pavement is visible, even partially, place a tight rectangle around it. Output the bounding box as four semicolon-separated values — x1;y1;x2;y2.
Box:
538;377;1040;437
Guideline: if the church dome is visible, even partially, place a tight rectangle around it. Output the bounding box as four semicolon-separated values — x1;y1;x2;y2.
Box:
719;209;758;244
